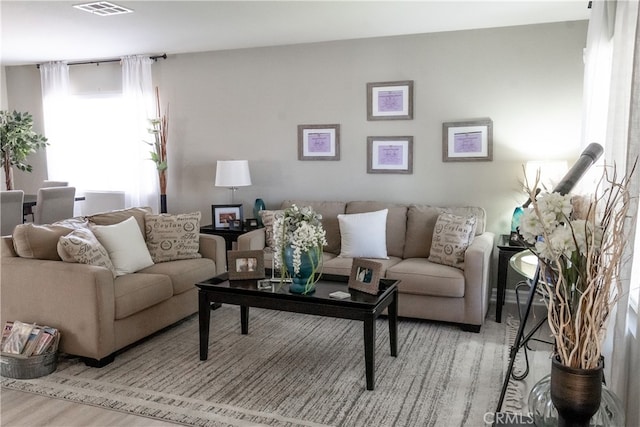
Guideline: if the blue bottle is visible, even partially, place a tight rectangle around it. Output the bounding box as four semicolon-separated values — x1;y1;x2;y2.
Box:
254;198;266;227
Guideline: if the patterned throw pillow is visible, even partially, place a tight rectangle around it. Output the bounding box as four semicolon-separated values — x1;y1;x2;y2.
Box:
428;213;477;270
259;210;283;251
58;228;117;278
145;212;202;263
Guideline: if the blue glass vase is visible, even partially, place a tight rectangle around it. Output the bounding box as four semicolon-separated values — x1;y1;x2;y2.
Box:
284;246;320;294
254;198;266;227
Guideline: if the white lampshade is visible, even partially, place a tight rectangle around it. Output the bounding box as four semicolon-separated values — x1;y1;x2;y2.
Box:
215;160;252;188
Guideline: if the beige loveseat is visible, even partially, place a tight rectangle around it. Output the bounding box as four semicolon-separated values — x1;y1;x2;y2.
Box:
1;207;226;366
238;201;494;332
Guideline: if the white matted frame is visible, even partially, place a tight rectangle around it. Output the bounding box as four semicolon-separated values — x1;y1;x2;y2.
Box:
212;204;243;230
442;118;493;162
367;136;413;174
297;124;340;160
367;80;413;121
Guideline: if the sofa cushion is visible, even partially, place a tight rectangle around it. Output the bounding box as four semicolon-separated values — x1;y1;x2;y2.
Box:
57;228;117;277
428;213;477;270
345;202;407;258
386;258;465;298
281;200;346;255
53;217;90;230
113;273;173;319
259;210;283;250
12;223;73;260
404;205;442;258
337;209;388;259
139;257;217;295
88;206;151;238
91;216;154;276
322;256;402;277
145;212;202;263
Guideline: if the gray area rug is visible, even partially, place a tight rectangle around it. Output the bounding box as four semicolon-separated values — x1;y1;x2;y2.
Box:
2;305;520;426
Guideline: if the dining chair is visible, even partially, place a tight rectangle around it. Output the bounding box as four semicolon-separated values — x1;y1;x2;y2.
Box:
41;180;69;188
82;190;126;215
34;186;76;225
1;190;25;235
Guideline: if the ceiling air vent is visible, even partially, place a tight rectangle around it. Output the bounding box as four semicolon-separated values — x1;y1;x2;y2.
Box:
73;2;133;16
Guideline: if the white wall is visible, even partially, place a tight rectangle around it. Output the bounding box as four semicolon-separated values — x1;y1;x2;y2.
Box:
5;20;588;237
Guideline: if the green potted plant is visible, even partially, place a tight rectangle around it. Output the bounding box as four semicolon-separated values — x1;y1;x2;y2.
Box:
0;110;48;190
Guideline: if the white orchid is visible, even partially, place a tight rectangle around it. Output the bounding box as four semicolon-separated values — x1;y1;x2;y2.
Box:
518;163;633;369
273;205;327;275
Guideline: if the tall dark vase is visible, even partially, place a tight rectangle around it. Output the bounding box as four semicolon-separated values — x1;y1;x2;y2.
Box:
254;198;266;226
550;356;603;427
160;194;167;213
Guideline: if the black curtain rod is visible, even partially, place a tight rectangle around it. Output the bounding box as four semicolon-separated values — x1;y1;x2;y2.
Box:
36;53;166;69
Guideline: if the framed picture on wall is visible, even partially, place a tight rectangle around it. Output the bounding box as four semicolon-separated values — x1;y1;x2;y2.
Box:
442;118;493;162
367;80;414;121
297;124;340;160
367;136;413;174
212;204;244;229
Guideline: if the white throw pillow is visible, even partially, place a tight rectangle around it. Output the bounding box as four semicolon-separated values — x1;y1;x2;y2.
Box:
91;216;154;276
337;209;388;259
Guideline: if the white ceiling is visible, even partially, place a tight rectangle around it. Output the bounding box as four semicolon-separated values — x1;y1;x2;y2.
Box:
1;0;590;66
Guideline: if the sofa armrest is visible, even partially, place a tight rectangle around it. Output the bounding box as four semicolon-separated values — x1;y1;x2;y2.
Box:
1;236;17;257
237;228;266;251
0;257;116;360
198;234;227;274
462;232;495;325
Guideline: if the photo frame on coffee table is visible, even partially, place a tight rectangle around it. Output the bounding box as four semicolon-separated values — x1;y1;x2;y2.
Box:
298;124;340;160
348;258;382;295
227;250;265;280
212;204;243;230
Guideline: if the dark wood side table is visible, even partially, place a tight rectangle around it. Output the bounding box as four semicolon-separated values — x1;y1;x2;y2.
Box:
200;224;257;251
495;234;526;323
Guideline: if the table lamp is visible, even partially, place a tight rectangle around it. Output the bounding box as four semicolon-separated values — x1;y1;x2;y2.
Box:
215;160;252;203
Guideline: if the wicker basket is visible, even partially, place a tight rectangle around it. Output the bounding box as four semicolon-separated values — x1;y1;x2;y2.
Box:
0;351;58;379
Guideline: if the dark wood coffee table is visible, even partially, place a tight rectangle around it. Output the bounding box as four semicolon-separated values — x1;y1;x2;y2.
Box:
197;272;399;390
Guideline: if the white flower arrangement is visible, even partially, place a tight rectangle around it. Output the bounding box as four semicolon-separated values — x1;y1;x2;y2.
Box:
273;204;327;277
519;165;633;369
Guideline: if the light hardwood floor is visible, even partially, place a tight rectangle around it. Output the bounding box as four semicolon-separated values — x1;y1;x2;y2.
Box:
0;300;552;427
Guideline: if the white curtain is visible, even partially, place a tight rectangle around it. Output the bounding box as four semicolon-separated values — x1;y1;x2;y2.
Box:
589;0;640;424
39;62;71;183
121;55;159;211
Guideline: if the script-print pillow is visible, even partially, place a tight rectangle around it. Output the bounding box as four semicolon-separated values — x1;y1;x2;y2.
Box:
428;213;477;270
58;228;117;278
145;212;202;263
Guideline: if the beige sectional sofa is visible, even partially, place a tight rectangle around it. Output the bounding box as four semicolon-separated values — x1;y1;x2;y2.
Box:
238;200;494;331
1;207;226;366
